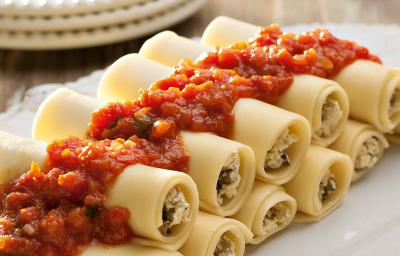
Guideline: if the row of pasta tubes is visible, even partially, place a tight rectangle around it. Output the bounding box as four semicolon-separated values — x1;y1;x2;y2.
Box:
2;16;400;255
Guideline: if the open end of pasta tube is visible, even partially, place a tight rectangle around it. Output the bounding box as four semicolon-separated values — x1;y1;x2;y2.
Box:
217;151;242;205
389;87;400;120
313;84;349;146
213;232;236;256
262;202;292;234
159;186;191;236
354;136;385;173
264;128;299;172
381;75;400;130
316;158;349;211
315;98;343;139
318;171;337;203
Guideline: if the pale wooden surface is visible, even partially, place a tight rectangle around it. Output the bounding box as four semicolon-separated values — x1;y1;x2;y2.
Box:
1;0;399;111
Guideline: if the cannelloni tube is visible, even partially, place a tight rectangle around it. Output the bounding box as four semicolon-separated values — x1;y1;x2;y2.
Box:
33;89;255;217
233;99;310;185
182;131;255;217
139;31;212;67
232;181;296;244
82;244;182;256
330;120;389;182
139;31;348;147
202;16;260;48
334;61;400;132
0;131;47;184
105;164;199;251
32;88;102;141
279;75;349;146
98;53;173;102
202;16;400;133
179;212;252;256
284;146;352;222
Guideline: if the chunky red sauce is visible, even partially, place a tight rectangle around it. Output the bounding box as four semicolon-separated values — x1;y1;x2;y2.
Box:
0;135;189;255
0;24;381;256
89;25;380;141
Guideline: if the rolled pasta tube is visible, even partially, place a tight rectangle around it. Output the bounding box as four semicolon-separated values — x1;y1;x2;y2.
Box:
82;244;182;256
284;145;352;222
202;16;260;48
233;98;310;185
182;131;255;217
33;90;254;217
232;181;296;244
138;30;348;147
202;16;400;133
105;164;199;251
330;120;389;182
139;30;207;67
98;53;173;102
139;31;213;67
32;88;102;141
179;212;252;256
0;131;47;184
334;60;400;132
278;75;349;147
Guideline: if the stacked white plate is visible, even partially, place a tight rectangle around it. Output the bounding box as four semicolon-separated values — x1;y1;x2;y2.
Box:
0;0;207;49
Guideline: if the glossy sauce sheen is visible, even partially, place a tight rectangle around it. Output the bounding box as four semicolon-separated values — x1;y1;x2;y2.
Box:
0;24;380;255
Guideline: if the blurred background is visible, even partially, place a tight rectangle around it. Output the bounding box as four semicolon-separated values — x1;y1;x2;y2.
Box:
0;0;399;111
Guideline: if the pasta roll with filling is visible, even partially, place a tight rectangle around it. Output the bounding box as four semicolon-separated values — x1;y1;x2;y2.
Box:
233;98;310;185
278;75;349;146
232;181;296;244
33;89;255;217
33;88;102;141
330;120;389;182
202;16;400;133
139;31;207;67
139;31;213;67
179;212;252;256
105;164;199;251
139;31;348;147
334;61;400;132
182;131;255;216
0;131;47;184
98;53;173;102
202;16;260;48
82;244;182;256
284;145;352;222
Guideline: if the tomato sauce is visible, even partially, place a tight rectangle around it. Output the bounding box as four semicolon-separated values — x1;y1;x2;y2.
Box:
89;25;379;142
0;24;381;255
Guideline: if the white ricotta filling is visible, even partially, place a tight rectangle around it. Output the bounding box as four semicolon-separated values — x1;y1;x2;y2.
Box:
264;129;299;171
263;202;291;233
214;235;235;256
355;136;383;171
159;187;190;236
217;151;241;205
318;171;337;202
316;98;343;137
